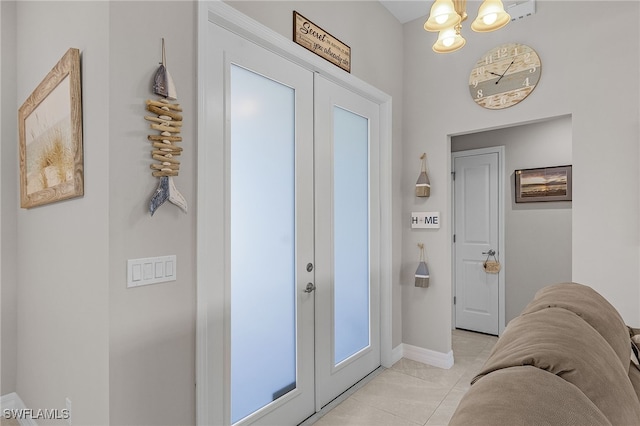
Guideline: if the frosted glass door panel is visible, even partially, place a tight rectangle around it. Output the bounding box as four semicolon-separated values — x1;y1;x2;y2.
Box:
333;106;370;365
230;64;296;423
314;74;380;409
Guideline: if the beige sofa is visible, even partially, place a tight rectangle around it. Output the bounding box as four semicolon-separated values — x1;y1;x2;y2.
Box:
449;282;640;425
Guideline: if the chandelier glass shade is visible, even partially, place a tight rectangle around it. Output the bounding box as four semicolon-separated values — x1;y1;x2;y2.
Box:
432;25;466;53
424;0;510;53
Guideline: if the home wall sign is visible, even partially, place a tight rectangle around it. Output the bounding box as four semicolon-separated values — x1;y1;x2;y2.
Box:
411;212;441;229
293;11;351;73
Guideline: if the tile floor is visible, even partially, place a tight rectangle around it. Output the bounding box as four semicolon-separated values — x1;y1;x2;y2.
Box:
311;329;498;426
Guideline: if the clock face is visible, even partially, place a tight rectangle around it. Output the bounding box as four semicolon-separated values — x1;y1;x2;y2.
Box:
469;43;541;110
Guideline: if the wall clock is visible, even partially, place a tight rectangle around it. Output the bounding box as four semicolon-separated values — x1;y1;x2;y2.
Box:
469;43;541;110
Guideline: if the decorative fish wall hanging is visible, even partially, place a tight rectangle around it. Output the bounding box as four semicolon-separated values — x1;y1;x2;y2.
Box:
145;38;187;215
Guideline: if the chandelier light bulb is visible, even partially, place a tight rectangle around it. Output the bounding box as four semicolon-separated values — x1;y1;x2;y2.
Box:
433;25;466;53
483;12;498;25
471;0;510;32
424;0;461;32
443;35;455;47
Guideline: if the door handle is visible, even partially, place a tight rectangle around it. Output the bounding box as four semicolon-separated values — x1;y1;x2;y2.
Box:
304;282;316;293
482;249;496;256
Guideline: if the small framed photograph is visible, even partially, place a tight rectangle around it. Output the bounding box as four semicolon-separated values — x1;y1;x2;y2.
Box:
18;48;83;208
515;165;572;203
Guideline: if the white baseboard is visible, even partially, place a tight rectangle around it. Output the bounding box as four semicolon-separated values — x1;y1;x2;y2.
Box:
1;393;38;426
401;343;454;369
389;344;404;366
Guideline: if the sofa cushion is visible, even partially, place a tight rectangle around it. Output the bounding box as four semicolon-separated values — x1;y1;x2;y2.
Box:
450;366;612;426
630;363;640;404
472;307;640;424
522;282;630;372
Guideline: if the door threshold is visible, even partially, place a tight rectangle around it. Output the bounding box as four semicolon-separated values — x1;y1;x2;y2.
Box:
298;366;385;426
455;327;498;338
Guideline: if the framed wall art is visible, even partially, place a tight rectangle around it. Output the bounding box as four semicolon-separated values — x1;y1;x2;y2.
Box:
18;47;83;209
293;11;351;73
515;165;572;203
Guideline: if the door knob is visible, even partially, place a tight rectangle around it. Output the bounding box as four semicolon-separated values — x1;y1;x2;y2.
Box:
304;282;316;293
482;249;496;256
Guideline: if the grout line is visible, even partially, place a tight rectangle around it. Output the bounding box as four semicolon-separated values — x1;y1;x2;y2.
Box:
299;366;386;426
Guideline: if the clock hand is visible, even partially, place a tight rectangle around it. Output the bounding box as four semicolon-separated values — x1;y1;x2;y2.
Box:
489;71;502;77
495;60;514;84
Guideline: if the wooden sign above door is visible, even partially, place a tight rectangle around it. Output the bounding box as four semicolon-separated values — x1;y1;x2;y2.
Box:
293;11;351;73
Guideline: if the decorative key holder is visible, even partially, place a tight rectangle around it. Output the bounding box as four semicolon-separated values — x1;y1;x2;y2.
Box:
483;249;501;274
145;38;187;215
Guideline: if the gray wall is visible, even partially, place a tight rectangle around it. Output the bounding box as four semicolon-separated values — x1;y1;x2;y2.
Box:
4;1;197;424
108;2;197;425
15;1;110;423
0;0;18;396
402;0;640;354
452;116;572;322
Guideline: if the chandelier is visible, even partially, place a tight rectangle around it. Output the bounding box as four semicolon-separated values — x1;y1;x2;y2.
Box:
424;0;510;53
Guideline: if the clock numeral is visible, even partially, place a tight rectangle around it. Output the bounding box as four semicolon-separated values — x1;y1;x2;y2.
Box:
523;52;532;62
529;65;537;73
513;47;519;56
476;89;483;99
472;79;479;88
484;55;493;65
475;66;485;76
523;77;530;87
499;47;508;58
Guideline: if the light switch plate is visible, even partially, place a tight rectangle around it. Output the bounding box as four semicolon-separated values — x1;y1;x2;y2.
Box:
127;255;177;288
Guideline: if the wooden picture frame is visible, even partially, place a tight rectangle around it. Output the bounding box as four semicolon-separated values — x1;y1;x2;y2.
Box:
19;48;83;208
515;165;572;203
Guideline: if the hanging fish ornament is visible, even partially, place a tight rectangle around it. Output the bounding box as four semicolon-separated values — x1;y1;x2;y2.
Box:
145;38;187;215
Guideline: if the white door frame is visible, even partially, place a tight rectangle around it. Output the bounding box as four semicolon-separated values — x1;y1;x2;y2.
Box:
451;146;505;335
196;2;393;424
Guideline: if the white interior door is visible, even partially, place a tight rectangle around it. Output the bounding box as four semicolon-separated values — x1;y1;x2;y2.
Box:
314;75;381;410
204;23;382;425
453;148;503;335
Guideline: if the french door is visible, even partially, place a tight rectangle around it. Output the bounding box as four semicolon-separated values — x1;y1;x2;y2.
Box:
202;22;381;425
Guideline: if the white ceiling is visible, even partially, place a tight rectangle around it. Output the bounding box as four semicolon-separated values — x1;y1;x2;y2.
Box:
379;1;430;24
379;0;536;25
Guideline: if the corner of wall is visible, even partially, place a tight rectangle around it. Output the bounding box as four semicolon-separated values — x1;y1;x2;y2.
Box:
0;0;19;397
